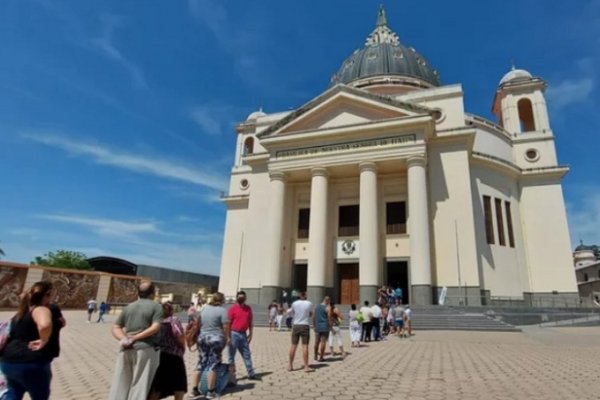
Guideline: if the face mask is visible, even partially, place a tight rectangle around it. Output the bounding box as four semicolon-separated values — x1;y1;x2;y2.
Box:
237;297;245;304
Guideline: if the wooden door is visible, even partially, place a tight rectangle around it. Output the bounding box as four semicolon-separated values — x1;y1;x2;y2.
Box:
339;263;359;304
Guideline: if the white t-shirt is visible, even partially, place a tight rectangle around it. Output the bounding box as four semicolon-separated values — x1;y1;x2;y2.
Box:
359;306;372;321
405;308;412;321
371;305;382;318
291;299;313;326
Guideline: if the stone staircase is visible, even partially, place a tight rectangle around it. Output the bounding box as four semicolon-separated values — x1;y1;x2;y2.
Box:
241;304;521;332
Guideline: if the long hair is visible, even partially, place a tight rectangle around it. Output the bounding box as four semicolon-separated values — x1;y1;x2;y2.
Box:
16;280;53;321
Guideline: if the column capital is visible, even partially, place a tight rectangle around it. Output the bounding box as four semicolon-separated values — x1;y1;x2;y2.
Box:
310;167;329;178
407;154;427;168
269;170;286;182
358;161;377;173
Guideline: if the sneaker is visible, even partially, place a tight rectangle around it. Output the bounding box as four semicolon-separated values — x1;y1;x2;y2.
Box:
206;391;220;399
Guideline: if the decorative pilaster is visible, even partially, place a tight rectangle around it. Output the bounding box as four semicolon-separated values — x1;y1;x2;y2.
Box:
359;162;379;302
407;155;432;305
262;171;286;301
307;167;329;302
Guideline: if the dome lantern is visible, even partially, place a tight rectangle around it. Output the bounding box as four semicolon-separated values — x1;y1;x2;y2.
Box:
331;6;440;89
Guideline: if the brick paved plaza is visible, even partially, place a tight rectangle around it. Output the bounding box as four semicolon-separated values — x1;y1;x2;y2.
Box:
3;310;599;400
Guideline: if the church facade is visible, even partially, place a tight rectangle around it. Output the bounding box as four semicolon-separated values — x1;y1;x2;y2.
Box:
218;8;578;306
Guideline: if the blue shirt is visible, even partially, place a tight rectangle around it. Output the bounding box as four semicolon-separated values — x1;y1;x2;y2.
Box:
314;304;329;332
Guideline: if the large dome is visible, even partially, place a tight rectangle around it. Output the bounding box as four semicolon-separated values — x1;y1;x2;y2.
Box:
331;6;440;87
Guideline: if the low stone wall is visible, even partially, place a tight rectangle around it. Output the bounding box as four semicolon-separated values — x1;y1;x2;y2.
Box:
108;276;141;304
42;268;100;308
0;264;28;308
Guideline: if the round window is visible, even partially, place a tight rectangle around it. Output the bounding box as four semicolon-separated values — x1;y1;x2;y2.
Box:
525;149;539;162
239;179;250;190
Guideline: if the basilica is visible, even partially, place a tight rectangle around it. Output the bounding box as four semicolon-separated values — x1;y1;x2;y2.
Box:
218;7;578;306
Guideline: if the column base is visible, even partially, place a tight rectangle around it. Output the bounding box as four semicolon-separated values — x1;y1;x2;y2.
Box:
359;285;378;304
260;286;282;306
433;286;482;306
307;286;330;304
411;284;432;305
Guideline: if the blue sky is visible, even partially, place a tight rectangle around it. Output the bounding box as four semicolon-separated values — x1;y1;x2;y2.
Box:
1;1;599;275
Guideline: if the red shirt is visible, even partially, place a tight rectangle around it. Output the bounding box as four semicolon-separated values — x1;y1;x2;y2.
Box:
228;303;253;333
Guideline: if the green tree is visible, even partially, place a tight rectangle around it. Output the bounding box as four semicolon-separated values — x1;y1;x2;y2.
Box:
31;250;91;270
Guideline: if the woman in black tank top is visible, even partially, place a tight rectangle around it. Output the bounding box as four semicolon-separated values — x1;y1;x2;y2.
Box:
0;281;55;400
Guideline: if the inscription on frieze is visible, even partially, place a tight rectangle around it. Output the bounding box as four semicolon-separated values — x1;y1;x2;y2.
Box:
276;134;416;159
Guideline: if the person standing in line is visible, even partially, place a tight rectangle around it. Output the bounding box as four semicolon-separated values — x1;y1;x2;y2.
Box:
287;292;313;372
0;281;56;400
394;301;406;338
405;305;413;337
108;281;163;400
313;296;330;362
97;302;108;323
348;304;361;348
282;289;288;306
327;302;345;358
359;301;372;342
395;285;403;304
268;301;278;332
187;303;197;324
148;302;187;400
197;292;231;399
86;298;97;323
370;302;382;341
227;291;260;381
276;303;285;332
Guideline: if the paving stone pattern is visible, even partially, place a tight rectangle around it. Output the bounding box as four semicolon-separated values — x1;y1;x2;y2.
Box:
2;311;599;400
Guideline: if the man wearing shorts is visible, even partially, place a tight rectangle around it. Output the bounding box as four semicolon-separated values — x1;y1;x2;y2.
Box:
313;296;330;361
393;301;405;338
287;292;313;372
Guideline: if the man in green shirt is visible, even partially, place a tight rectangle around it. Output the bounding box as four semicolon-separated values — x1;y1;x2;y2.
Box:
108;281;164;400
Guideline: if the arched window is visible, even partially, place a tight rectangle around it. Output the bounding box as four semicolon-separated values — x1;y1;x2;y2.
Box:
243;137;254;156
517;98;536;132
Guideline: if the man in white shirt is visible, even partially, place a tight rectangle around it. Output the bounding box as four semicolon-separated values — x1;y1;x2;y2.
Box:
359;301;372;342
287;291;313;372
370;302;382;341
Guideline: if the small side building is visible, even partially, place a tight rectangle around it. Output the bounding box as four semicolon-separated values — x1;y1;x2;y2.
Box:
87;256;219;304
573;244;600;303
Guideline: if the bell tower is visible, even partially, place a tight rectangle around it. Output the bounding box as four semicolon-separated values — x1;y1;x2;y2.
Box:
492;66;551;136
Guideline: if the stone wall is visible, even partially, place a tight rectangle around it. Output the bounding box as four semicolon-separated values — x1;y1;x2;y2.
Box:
0;264;28;308
41;268;100;308
108;276;141;304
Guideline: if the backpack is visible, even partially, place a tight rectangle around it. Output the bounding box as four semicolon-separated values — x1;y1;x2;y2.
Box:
356;311;364;324
0;319;12;352
185;318;200;351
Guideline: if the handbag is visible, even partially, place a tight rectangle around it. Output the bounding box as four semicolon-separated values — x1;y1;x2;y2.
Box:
0;319;12;352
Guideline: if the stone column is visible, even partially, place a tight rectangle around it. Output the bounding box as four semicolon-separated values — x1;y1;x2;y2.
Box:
96;274;112;304
359;162;379;302
307;167;329;303
407;155;433;305
262;171;286;304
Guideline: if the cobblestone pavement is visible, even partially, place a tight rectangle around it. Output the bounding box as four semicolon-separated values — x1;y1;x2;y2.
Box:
2;310;599;400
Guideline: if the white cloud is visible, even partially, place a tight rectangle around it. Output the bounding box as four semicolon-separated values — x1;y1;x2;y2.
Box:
567;185;600;247
547;77;595;110
22;133;228;191
189;107;223;135
38;214;159;237
91;14;147;89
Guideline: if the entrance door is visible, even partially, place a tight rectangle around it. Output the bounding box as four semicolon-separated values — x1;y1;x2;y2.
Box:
292;263;307;292
338;263;359;304
386;261;409;304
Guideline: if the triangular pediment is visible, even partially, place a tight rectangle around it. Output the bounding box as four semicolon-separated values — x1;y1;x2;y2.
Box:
257;84;433;138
